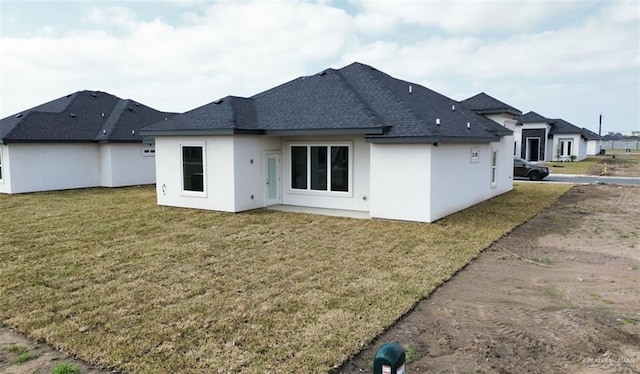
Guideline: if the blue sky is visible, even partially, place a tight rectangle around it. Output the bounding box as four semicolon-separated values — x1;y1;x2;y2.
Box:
1;0;638;134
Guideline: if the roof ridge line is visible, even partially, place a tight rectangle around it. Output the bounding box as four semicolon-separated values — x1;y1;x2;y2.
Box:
332;69;385;127
97;99;127;140
358;66;432;130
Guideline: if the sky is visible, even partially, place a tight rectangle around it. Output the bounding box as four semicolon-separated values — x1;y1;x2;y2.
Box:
1;0;638;134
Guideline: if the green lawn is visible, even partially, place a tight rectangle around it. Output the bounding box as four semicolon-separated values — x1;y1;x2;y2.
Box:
544;157;602;175
0;183;571;373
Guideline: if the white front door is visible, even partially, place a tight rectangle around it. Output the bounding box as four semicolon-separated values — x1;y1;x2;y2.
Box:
265;153;281;206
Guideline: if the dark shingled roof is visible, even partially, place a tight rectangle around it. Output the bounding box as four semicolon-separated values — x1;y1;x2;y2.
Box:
515;111;554;124
143;62;512;143
581;127;601;140
460;92;522;116
550;118;585;136
0;91;176;144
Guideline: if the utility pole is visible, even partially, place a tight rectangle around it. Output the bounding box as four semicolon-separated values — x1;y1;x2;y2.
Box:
598;113;602;137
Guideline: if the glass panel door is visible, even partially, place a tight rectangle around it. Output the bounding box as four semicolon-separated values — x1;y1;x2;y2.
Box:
266;153;280;205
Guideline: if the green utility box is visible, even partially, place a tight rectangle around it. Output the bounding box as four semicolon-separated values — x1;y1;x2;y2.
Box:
373;342;406;374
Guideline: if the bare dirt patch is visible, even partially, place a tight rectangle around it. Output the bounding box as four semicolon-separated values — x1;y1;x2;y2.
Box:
0;331;111;374
336;184;640;373
594;154;640;177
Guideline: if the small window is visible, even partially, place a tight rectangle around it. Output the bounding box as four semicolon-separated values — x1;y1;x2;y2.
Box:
559;138;573;157
182;145;204;193
471;147;479;163
491;149;498;187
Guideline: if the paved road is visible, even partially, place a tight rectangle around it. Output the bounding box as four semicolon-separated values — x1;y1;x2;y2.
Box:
515;174;640;186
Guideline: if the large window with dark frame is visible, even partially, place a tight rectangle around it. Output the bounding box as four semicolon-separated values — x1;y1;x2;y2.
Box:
290;144;350;193
182;145;204;192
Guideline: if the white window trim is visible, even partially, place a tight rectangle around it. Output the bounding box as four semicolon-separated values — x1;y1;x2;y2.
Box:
287;141;353;197
559;138;573;157
0;146;3;183
180;143;207;197
490;148;498;187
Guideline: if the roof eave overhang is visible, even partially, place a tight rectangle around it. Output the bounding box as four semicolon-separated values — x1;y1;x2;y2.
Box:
97;139;145;144
0;139;95;144
141;127;388;137
365;135;498;144
476;108;522;116
140;128;265;136
487;129;513;136
264;127;387;136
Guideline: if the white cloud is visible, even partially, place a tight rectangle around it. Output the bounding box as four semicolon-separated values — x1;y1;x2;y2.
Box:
350;0;579;34
343;0;638;80
85;6;139;30
0;0;638;132
0;1;353;115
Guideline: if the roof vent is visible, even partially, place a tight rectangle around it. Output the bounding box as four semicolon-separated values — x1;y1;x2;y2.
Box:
214;99;223;105
101;113;105;117
15;113;23;118
127;106;134;111
103;129;107;134
467;122;470;129
318;71;326;76
134;102;140;106
69;113;77;118
436;118;440;126
452;105;455;111
91;92;98;97
131;130;135;135
409;85;413;94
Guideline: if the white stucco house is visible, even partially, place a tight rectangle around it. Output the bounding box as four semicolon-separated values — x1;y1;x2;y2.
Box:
460;92;522;149
461;94;602;161
142;62;514;223
511;112;596;162
581;127;603;156
0;91;175;194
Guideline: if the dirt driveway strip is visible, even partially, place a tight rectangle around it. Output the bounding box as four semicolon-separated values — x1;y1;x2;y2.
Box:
336;184;640;374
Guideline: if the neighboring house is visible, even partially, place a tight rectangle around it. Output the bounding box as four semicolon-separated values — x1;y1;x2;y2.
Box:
581;127;602;155
460;92;522;155
0;91;174;194
142;62;514;223
460;92;522;127
512;111;591;162
462;94;602;161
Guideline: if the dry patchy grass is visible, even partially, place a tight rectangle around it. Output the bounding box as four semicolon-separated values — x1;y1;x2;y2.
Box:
544;157;602;175
0;183;571;373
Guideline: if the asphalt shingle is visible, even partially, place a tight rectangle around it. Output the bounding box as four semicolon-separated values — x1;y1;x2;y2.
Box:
143;62;511;143
460;92;522;116
0;91;175;143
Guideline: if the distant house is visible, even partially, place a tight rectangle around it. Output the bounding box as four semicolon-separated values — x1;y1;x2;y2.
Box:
462;94;603;161
142;62;514;223
460;92;522;127
513;111;596;162
581;127;602;155
0;91;175;194
460;92;522;154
